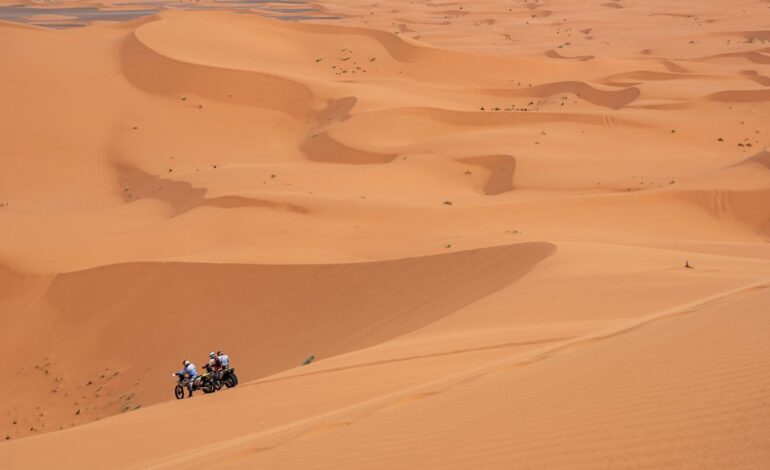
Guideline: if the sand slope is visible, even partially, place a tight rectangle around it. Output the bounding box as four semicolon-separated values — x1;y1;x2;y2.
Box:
0;0;769;466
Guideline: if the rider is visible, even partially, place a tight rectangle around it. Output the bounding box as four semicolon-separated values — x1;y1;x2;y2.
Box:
207;352;223;379
178;360;197;397
217;350;230;368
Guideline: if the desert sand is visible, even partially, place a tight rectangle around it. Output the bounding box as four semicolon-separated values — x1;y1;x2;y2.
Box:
0;0;769;468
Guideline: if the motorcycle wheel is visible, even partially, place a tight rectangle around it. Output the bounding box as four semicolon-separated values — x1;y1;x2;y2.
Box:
214;379;222;391
226;373;238;388
202;380;216;394
174;384;185;400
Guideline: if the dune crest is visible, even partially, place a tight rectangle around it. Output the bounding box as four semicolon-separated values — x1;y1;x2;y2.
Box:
122;30;316;118
487;81;641;109
458;155;516;195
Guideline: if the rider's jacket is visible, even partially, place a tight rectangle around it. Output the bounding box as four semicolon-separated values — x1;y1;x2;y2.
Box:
209;357;222;371
218;354;230;367
184;363;197;378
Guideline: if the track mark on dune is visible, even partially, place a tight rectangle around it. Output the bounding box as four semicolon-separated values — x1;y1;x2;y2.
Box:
675;187;770;236
143;284;769;469
137;283;769;470
381;391;440;410
458;155;516;195
117;164;307;216
491;280;770;375
221;446;275;464
247;336;575;387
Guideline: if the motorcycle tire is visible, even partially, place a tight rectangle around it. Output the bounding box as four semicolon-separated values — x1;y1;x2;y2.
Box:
225;373;238;388
174;384;185;400
202;380;216;394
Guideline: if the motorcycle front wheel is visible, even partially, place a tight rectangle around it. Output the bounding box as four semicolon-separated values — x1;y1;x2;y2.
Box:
174;384;185;400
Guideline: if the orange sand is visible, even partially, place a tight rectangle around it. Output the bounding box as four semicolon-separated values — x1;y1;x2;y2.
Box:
0;0;769;467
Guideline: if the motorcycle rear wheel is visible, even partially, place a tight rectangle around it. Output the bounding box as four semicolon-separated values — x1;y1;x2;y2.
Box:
225;373;238;388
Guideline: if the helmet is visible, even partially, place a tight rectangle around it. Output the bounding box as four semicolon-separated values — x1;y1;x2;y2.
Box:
183;360;191;366
216;351;222;356
209;352;216;358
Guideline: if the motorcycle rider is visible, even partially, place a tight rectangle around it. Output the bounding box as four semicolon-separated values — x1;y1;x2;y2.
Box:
207;352;223;380
177;360;197;397
217;350;230;368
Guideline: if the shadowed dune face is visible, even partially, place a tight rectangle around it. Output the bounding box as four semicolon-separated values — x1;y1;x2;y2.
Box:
301;131;397;164
706;88;770;102
314;96;357;131
699;49;770;65
458;155;516;195
44;243;554;358
487;81;641;109
117;164;307;215
740;70;770;86
740;149;770;169
545;50;594;61
121;31;316;118
0;243;554;439
676;188;770;236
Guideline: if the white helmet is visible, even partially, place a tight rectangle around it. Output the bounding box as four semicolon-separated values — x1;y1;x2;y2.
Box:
209;352;216;358
183;360;191;366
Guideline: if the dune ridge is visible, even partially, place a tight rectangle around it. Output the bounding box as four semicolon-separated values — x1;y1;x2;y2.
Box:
122;30;316;118
485;81;641;109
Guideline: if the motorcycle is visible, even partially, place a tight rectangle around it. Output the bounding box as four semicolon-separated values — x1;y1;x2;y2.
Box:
173;371;216;399
204;364;239;390
220;366;238;388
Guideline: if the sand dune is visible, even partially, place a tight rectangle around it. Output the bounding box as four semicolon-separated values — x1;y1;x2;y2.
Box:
487;81;641;109
1;0;769;466
0;243;553;439
117;163;309;215
301;131;397;164
122;30;316;118
458;155;516;195
706;88;770;102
